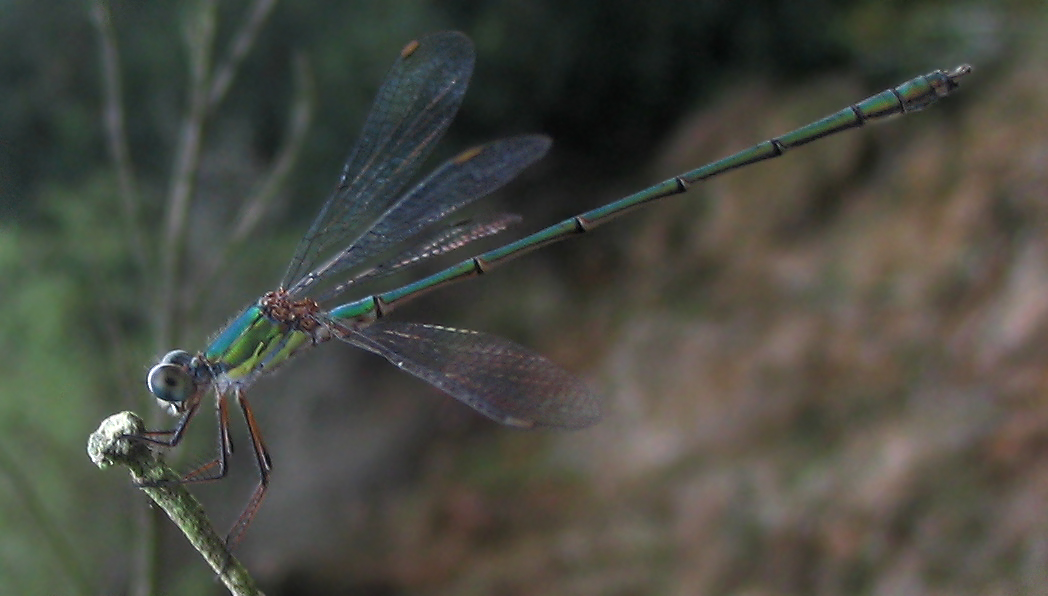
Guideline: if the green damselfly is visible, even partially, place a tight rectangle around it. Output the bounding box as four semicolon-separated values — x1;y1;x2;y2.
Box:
135;31;970;547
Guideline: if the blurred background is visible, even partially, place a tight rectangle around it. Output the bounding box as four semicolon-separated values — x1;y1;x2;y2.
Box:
1;0;1045;594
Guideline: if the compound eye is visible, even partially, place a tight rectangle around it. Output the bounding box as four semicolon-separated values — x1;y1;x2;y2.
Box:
160;350;194;367
147;363;194;403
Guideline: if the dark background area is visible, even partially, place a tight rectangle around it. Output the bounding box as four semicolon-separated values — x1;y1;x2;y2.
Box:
1;0;1044;594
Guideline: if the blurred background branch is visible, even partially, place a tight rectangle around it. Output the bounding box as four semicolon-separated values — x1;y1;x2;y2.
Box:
88;0;147;276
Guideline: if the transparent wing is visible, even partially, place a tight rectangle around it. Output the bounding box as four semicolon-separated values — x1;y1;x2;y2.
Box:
283;31;475;293
308;135;550;301
316;213;521;300
341;321;601;429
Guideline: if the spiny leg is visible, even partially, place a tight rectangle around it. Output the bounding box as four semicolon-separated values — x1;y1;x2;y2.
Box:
224;389;272;549
179;390;235;483
128;398;201;449
124;398;205;490
132;391;236;489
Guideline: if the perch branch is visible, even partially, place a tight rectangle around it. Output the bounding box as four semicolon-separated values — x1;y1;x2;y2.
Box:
88;412;264;596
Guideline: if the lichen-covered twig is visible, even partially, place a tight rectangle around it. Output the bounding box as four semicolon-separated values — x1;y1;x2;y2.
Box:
88;412;264;596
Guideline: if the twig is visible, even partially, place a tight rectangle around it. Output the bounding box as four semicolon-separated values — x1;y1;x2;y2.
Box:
231;51;314;244
88;413;264;596
207;0;279;111
158;0;281;347
88;0;149;276
158;0;218;348
88;0;152;405
195;52;315;297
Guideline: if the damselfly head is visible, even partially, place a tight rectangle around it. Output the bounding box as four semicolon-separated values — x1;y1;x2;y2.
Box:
148;350;198;415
